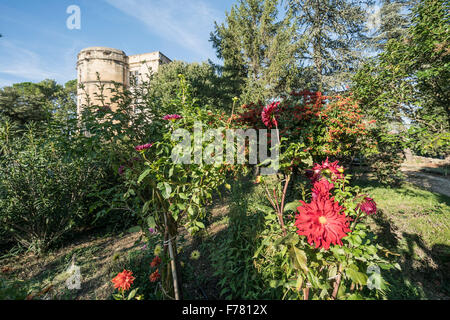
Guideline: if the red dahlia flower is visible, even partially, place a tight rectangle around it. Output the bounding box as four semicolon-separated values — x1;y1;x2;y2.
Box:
135;143;153;151
111;269;135;291
295;197;351;250
311;157;344;181
149;269;161;282
311;179;334;200
163;114;182;121
261;101;280;128
357;196;377;215
150;256;161;267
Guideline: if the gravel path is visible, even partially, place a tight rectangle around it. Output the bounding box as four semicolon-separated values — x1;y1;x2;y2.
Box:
401;165;450;198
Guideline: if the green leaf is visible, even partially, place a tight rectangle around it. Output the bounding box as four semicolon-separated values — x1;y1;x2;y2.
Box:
127;288;138;300
284;201;301;213
195;221;205;229
346;265;368;285
147;216;156;229
142;201;151;214
296;275;303;291
256;204;274;214
347;293;364;300
138;169;151;184
179;193;188;200
291;246;308;272
158;182;172;199
127;226;141;233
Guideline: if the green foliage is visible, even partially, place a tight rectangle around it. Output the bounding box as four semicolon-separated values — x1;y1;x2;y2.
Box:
0;79;77;130
210;0;301;103
287;0;371;91
353;0;450;157
0;278;30;300
144;60;234;112
369;0;412;50
366;127;406;185
210;178;269;299
0;124;107;253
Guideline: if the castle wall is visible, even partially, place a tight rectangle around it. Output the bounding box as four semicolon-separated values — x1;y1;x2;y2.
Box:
77;47;128;114
76;47;171;117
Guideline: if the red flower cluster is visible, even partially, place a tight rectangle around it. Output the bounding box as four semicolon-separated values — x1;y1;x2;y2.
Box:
261;101;280;128
149;269;161;282
296;160;351;250
111;269;135;292
150;256;161;268
357;197;377;215
135;143;153;151
235;91;374;162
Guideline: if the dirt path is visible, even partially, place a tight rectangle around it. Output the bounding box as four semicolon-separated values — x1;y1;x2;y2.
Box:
401;164;450;198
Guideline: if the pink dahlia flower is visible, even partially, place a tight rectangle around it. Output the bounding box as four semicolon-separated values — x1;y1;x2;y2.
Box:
135;143;153;151
163;114;182;121
261;101;280;128
357;197;377;215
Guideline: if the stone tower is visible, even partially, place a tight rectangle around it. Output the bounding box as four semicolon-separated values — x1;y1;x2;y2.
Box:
76;46;171;116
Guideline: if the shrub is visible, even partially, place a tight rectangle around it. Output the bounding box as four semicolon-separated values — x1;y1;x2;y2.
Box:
0;126;105;253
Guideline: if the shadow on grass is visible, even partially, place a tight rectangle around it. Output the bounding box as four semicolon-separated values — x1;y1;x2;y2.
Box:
355;177;450;207
353;178;450;299
418;162;450;177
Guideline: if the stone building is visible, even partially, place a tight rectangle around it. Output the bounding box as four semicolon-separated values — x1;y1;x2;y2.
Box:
76;47;171;116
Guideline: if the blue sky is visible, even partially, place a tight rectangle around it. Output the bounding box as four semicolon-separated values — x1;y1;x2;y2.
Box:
0;0;236;87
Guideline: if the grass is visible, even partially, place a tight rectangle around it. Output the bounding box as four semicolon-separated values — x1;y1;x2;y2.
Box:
0;230;144;299
353;177;450;299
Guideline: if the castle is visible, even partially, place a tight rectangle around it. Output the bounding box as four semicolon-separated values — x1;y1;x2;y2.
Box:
76;47;171;115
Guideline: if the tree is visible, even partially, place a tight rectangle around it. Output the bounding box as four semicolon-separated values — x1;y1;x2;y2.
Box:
287;0;371;92
141;60;234;111
210;0;301;104
0;79;77;130
368;0;413;51
353;0;449;157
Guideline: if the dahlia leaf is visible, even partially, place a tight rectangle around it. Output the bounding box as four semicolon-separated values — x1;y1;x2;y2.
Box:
346;266;368;286
127;226;141;233
137;168;151;184
284;201;301;213
347;293;364;300
293;247;308;272
296;275;303;291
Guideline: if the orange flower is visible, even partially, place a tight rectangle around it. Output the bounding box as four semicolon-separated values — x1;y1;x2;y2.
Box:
149;269;161;282
112;269;135;292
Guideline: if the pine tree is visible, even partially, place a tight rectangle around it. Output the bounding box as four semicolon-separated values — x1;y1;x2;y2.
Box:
210;0;301;103
287;0;371;92
368;0;413;51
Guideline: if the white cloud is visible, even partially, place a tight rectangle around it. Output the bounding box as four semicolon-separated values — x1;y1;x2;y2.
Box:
0;40;62;81
104;0;221;60
0;39;82;86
